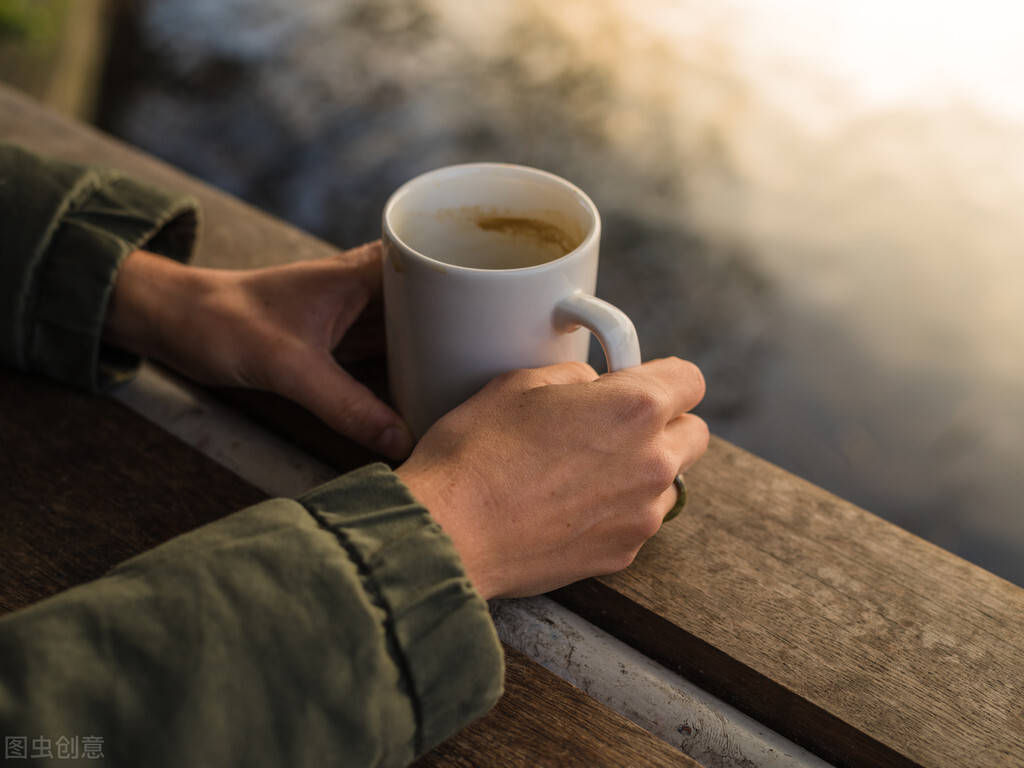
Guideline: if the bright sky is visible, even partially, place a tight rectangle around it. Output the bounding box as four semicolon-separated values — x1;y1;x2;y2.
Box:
702;0;1024;119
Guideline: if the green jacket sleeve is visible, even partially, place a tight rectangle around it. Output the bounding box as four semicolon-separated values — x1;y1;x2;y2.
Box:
0;464;504;766
0;142;199;390
0;146;504;765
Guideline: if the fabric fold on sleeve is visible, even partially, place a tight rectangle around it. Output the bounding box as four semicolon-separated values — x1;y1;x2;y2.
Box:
299;463;505;757
0;143;199;391
0;465;503;768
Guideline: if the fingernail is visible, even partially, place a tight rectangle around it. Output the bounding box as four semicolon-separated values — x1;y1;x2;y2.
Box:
376;423;413;459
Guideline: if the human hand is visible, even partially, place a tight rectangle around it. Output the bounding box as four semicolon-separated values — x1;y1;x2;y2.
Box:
103;242;414;460
395;358;708;599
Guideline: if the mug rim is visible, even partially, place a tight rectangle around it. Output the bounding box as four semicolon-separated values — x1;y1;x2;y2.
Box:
381;162;601;274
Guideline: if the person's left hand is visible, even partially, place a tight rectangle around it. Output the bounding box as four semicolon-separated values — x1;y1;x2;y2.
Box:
103;240;414;460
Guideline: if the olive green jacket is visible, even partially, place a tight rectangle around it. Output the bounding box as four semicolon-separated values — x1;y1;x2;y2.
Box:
0;145;503;767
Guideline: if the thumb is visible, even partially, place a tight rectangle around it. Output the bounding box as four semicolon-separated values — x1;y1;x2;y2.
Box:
283;351;414;460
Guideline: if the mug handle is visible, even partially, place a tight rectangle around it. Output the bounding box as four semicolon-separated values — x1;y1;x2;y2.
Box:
553;291;642;371
555;291;686;520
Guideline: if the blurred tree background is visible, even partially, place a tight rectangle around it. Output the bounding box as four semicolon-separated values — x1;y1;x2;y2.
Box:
0;0;108;119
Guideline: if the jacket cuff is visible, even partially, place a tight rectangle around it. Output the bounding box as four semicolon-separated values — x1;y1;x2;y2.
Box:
298;463;505;755
0;145;199;391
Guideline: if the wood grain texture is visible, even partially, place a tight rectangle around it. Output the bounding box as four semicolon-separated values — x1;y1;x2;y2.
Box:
554;437;1024;768
0;369;265;614
415;647;698;768
4;83;1022;767
0;371;690;767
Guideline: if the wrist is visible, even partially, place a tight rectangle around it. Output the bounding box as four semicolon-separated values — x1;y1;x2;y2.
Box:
395;462;501;600
103;250;212;361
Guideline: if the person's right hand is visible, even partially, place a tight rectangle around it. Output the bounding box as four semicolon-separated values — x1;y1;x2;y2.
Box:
395;358;708;600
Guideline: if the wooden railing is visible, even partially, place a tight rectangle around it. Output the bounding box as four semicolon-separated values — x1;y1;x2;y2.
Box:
2;83;1022;768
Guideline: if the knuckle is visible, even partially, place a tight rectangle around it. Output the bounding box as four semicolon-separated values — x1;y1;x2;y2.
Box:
657;356;706;407
676;358;706;404
642;447;679;490
330;394;372;434
693;414;711;448
620;385;668;424
634;508;664;541
681;414;711;467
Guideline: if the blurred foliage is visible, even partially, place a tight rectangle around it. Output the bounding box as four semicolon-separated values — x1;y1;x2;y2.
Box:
0;0;59;43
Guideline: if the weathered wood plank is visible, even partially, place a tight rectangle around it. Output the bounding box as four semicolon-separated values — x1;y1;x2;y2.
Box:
416;647;699;768
4;83;1023;767
0;366;692;767
0;370;263;614
554;438;1024;768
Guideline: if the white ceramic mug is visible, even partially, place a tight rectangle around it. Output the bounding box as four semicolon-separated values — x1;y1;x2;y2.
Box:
382;163;641;438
